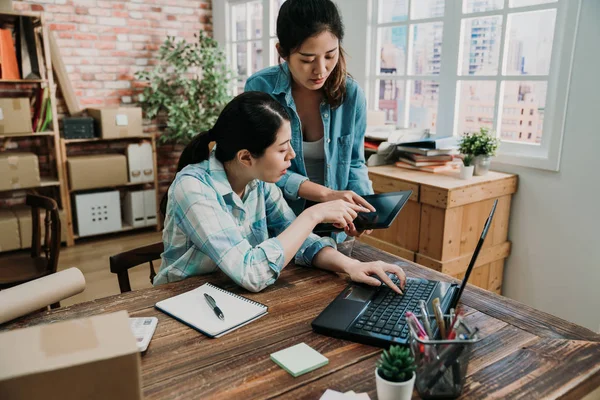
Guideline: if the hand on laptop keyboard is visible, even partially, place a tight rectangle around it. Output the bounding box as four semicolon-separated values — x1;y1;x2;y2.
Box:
346;261;406;295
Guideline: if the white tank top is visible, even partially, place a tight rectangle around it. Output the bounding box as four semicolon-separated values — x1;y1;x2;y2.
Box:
303;137;325;186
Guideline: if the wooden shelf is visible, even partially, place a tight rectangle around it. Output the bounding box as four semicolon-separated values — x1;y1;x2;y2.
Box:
0;79;47;84
40;177;61;187
70;181;155;193
73;223;157;240
0;177;60;193
0;131;54;139
63;135;154;144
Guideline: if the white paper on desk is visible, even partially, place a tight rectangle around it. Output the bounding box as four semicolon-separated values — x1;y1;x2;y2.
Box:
320;389;371;400
0;268;86;324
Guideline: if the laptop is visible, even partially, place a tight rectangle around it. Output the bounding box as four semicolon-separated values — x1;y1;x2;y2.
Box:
313;191;411;233
312;199;498;348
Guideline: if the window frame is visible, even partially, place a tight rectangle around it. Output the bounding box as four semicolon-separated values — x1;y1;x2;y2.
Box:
213;0;282;94
367;0;583;171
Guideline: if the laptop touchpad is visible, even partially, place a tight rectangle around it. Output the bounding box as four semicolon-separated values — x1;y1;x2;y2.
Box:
343;285;373;302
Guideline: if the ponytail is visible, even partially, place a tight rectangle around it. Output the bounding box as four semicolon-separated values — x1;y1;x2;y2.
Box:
160;129;213;216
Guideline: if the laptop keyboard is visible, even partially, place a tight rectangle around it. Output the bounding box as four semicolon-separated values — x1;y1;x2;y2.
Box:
351;277;436;340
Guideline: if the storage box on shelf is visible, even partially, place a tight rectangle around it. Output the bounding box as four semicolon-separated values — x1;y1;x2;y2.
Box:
360;166;517;294
0;11;70;252
59;133;160;243
87;107;142;139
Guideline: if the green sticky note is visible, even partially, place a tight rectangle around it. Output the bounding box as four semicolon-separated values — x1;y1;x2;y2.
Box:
270;342;329;377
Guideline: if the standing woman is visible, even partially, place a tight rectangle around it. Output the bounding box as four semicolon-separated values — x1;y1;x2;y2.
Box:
245;0;373;242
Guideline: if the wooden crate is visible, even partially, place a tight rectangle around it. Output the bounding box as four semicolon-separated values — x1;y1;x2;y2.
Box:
362;166;518;293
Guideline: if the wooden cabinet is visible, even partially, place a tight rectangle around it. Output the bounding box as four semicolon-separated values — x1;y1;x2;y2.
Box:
359;166;518;294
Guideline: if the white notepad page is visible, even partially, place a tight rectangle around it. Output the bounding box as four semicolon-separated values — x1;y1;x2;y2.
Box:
155;283;268;338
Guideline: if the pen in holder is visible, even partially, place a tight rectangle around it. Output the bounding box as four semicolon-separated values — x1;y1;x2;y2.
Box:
409;314;480;399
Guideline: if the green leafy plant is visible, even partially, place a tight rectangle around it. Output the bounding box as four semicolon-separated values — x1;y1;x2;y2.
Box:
462;154;474;167
376;345;416;383
136;31;233;144
458;127;500;160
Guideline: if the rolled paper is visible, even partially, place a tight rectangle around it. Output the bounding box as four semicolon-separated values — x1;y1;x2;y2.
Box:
0;268;86;324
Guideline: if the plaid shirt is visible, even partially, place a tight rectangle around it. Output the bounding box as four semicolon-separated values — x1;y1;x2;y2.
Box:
154;149;336;292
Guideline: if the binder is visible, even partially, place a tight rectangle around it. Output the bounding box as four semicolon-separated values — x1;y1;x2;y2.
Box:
15;16;40;80
0;28;20;79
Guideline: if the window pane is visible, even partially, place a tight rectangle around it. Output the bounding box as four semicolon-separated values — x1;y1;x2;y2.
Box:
410;23;443;75
459;15;502;75
504;10;556;76
236;78;246;95
379;26;408;75
250;1;263;39
271;0;285;36
409;80;439;131
455;81;497;135
236;43;248;76
411;0;445;20
463;0;503;14
378;0;408;24
232;4;247;41
270;38;280;66
510;0;557;7
377;79;406;126
500;81;547;144
251;41;263;73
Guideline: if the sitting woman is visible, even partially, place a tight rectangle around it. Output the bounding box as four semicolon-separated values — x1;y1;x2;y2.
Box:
154;91;405;293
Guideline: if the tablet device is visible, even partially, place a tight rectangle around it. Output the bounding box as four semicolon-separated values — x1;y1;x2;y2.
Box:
312;191;412;233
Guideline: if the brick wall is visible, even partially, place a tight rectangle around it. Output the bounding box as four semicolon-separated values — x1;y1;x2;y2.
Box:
4;0;213;206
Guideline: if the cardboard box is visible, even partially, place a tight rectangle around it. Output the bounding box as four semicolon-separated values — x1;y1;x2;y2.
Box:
67;154;128;191
126;142;154;183
87;107;142;139
0;98;33;136
12;206;68;248
0;209;20;253
123;189;157;228
0;311;143;400
0;152;41;191
75;190;122;237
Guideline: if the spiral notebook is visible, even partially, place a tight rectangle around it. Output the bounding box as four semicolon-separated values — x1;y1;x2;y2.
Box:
155;283;268;338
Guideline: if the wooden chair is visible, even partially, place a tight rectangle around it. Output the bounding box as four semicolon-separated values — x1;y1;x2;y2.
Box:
109;242;163;293
0;194;62;308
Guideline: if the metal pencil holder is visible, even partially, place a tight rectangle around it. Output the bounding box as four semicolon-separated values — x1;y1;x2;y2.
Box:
409;315;480;399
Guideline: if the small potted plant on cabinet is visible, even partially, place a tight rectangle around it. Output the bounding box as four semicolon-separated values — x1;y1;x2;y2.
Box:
458;128;500;176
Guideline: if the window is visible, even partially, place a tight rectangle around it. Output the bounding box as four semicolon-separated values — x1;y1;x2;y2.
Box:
372;0;444;131
367;0;582;170
213;0;286;94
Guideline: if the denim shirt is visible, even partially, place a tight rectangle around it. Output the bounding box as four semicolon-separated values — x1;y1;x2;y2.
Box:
245;64;374;241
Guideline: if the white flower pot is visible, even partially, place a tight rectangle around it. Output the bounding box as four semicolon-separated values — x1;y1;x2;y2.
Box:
375;368;415;400
459;165;474;180
474;155;491;176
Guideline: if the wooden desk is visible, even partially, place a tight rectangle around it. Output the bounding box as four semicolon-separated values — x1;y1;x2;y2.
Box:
3;243;599;399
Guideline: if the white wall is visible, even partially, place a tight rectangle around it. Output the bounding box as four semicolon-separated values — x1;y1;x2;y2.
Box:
337;0;600;332
494;0;600;333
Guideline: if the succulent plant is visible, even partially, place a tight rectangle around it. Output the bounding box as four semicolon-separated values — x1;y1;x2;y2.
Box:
376;345;416;383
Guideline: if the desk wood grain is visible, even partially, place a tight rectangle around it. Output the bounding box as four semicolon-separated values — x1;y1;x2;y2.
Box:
2;243;599;399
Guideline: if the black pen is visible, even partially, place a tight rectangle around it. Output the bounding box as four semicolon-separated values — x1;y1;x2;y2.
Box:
204;293;225;320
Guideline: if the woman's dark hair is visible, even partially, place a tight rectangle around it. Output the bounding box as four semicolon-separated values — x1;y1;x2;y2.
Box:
277;0;347;108
160;91;290;216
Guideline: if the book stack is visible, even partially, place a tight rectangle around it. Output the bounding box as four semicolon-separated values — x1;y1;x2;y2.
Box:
394;137;459;173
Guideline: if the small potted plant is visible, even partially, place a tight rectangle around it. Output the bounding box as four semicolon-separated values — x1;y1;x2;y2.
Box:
458;127;500;176
375;345;416;400
459;154;475;180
